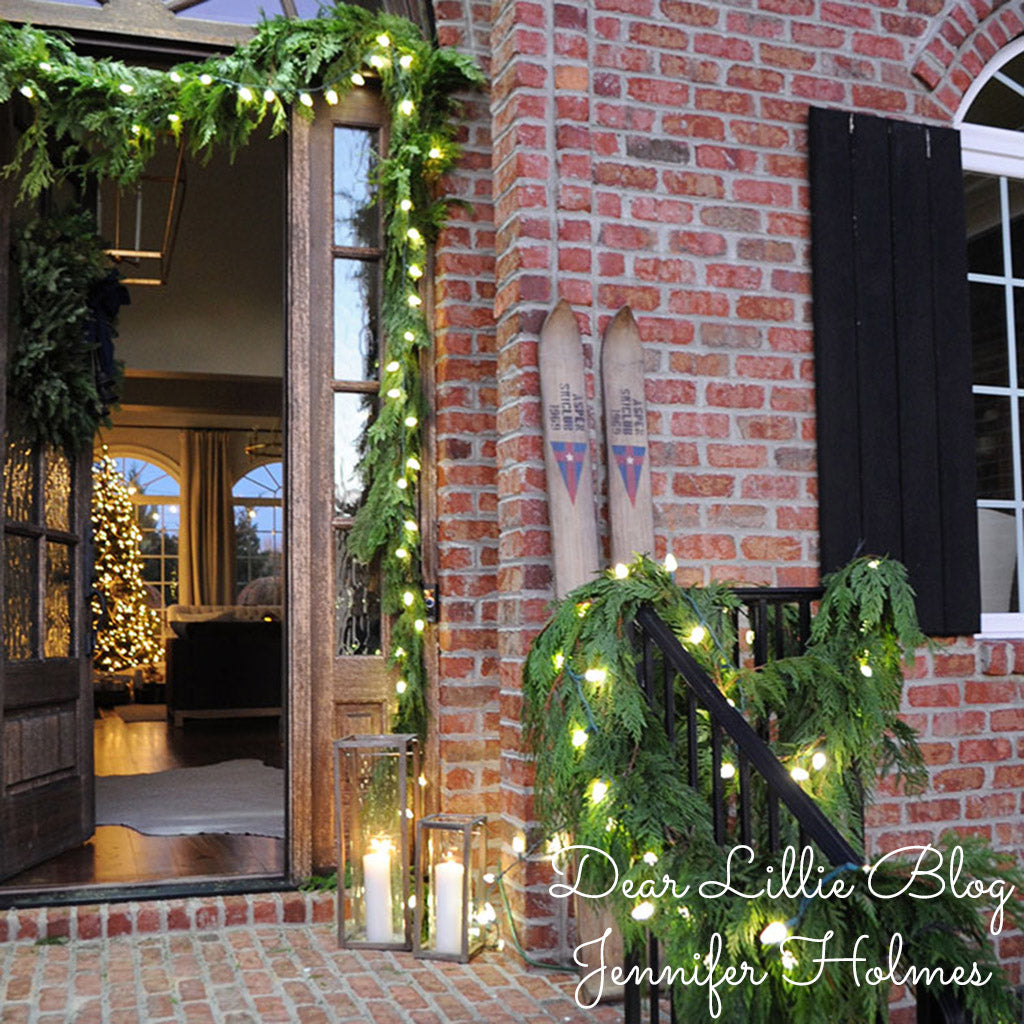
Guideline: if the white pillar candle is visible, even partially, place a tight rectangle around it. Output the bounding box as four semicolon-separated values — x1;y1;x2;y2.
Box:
434;855;465;955
362;841;394;943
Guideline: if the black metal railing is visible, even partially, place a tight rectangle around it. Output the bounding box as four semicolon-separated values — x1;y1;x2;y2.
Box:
621;589;968;1024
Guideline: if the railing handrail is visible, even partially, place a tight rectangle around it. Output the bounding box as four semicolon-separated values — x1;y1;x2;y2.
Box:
634;603;862;867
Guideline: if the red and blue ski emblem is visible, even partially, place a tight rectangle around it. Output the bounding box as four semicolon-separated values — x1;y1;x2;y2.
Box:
550;441;588;503
612;444;646;504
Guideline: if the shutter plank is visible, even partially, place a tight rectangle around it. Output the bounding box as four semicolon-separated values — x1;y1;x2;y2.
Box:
889;120;945;633
810;106;864;573
929;125;981;635
850;114;903;561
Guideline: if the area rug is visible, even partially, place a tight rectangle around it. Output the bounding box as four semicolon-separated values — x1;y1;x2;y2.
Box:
114;703;167;723
96;759;285;838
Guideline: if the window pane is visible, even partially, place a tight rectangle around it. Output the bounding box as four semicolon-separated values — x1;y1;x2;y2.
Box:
334;127;379;249
233;462;283;501
1008;179;1024;279
970;282;1009;386
975;394;1014;500
44;446;72;532
4;534;38;660
964;54;1024;131
334;258;380;382
45;541;72;659
334;528;381;656
335;392;373;516
234;504;283;597
978;508;1018;613
966;173;1004;277
4;434;36;524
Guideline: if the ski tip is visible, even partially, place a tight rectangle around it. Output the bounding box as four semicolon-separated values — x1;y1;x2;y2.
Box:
607;305;638;335
542;299;577;338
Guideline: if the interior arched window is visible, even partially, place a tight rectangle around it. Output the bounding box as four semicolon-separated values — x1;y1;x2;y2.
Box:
107;453;180;611
232;461;283;601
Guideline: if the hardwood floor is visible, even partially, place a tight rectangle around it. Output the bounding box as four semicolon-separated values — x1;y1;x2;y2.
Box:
1;711;285;892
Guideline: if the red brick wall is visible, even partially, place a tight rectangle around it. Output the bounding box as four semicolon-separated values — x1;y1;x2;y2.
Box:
428;0;1024;964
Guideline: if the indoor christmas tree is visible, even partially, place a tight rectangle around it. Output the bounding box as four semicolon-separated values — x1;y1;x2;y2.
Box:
91;450;162;672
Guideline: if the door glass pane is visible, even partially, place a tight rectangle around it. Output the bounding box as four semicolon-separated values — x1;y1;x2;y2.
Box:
971;282;1009;386
333;127;379;249
44;446;73;532
975;394;1014;500
966;172;1004;277
334;392;372;516
334;528;381;656
4;434;36;524
4;534;38;660
45;542;72;658
1008;179;1024;279
334;258;380;381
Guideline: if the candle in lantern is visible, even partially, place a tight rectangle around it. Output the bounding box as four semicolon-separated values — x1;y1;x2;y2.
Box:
434;853;465;955
363;838;394;943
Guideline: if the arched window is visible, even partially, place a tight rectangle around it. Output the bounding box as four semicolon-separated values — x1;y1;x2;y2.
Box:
233;461;283;599
958;46;1024;632
107;452;180;610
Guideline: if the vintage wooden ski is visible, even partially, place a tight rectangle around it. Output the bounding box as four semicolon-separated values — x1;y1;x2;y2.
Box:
602;306;655;564
539;300;600;598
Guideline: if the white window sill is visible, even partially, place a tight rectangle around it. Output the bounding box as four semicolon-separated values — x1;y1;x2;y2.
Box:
975;613;1024;640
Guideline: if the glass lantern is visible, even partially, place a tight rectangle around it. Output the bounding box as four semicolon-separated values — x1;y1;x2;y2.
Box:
333;734;421;948
414;813;489;962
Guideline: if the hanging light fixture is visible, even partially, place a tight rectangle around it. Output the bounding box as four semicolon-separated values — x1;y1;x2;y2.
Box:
97;139;186;286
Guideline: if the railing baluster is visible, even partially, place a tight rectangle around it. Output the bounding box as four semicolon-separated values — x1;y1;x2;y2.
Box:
663;655;675;744
711;723;724;845
642;630;656;704
768;791;780;852
649;933;660;1024
739;752;752;846
773;601;785;660
624;948;642;1024
686;690;698;788
799;595;812;650
753;598;768;666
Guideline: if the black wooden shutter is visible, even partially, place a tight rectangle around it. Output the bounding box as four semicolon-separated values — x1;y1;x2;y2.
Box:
809;106;980;636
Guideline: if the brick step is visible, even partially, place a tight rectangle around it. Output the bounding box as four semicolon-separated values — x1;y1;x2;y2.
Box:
0;890;335;944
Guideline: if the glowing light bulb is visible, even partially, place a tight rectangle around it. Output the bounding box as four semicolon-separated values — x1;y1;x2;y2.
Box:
745;629;756;645
760;921;789;946
386;387;402;399
428;146;442;159
385;360;401;373
299;91;314;107
664;552;678;572
553;651;565;670
790;766;810;782
404;415;418;428
408;264;423;279
404;519;419;532
613;562;629;579
325;88;339;105
393;647;406;658
483;872;495;884
403;330;415;342
868;559;880;569
418;775;427;787
591;779;609;803
407;227;423;243
687;625;707;644
414;619;425;632
200;73;213;86
395;547;409;560
631;902;655;921
351;72;366;86
396;478;408;490
402;591;415;607
571;728;588;749
19;85;33;99
168;113;181;123
369;55;386;69
643;851;658;866
264;87;276;102
512;834;526;854
811;751;827;771
720;762;736;780
395;679;407;694
119;82;134;94
400;199;413;212
399;99;414;115
584;667;607;685
408;293;422;307
38;62;51;72
399;54;414;69
860;663;873;677
170;71;183;83
406;457;421;472
376;33;391;46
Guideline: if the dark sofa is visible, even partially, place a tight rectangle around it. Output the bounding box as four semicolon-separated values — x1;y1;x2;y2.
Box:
165;619;283;727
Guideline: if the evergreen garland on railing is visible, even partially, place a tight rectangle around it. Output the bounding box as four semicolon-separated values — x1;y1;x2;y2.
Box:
524;556;1024;1024
0;7;485;737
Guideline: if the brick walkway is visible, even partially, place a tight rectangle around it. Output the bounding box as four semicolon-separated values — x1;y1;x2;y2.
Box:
0;895;622;1024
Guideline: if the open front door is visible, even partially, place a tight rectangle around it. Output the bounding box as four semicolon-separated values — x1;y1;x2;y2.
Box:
289;91;398;873
0;438;95;881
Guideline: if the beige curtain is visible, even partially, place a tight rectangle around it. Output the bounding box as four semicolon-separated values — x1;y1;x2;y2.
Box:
178;430;236;605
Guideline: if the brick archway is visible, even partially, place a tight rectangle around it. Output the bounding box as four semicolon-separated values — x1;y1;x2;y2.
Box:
912;0;1024;117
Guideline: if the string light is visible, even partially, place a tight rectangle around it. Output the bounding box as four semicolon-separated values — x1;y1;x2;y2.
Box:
325;88;339;105
19;85;33;98
811;751;827;771
664;552;678;572
351;72;366;86
687;625;707;644
553;651;565;670
408;264;423;279
376;32;391;46
119;82;134;94
428;146;442;159
760;921;789;946
591;779;609;803
167;113;181;124
386;386;402;399
396;478;408;490
613;562;629;579
790;766;810;782
396;679;407;694
631;902;655;921
571;728;588;749
404;415;418;428
385;360;401;372
414;618;425;632
407;227;423;243
400;199;413;212
199;73;213;85
263;87;276;102
298;91;313;107
584;667;607;685
399;54;414;69
402;591;415;607
404;519;419;532
395;547;409;560
403;330;416;342
238;85;254;102
720;762;736;780
860;662;873;677
511;834;526;855
643;851;659;866
169;70;183;83
369;54;386;69
406;457;421;472
399;99;414;115
408;293;422;307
